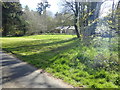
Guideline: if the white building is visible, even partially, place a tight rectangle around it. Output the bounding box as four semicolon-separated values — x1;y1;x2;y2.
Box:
55;26;75;34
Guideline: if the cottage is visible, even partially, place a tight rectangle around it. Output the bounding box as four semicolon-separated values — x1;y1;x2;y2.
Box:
55;26;75;34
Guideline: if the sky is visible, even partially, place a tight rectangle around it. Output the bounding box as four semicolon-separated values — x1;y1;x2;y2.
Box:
20;0;119;17
99;0;119;18
20;0;61;14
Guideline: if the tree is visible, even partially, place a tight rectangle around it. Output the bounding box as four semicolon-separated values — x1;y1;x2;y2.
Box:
0;1;2;35
23;5;55;35
117;1;120;35
37;1;50;15
2;2;23;36
63;0;103;39
63;0;80;38
54;12;74;27
23;8;42;35
102;0;120;37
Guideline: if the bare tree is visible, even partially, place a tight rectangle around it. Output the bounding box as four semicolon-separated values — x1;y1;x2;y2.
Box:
62;0;103;40
63;0;80;38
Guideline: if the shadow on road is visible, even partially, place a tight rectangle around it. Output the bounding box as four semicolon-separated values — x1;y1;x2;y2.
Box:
1;51;72;88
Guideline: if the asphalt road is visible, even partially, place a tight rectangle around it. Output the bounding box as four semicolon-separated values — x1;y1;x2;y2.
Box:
1;51;73;88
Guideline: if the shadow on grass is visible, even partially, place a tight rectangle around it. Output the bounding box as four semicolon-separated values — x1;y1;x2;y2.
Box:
2;37;102;87
3;37;96;77
3;37;81;69
3;37;77;53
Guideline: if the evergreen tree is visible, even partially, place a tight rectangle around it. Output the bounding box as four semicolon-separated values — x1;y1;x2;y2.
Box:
2;2;23;36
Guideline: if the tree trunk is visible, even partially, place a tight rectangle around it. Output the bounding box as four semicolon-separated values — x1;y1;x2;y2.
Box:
2;25;7;36
74;24;80;38
109;0;115;43
74;2;80;38
117;1;120;35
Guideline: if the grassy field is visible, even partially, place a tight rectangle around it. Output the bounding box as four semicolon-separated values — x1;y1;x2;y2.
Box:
1;35;119;88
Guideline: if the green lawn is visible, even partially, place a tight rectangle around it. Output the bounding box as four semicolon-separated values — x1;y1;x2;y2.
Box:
1;35;119;88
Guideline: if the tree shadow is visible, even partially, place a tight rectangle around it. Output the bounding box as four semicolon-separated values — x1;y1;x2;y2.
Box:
3;37;77;53
2;53;36;84
2;52;69;88
3;37;80;69
2;37;80;88
8;38;80;69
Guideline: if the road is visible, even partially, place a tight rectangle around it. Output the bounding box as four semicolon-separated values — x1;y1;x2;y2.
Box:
1;51;73;88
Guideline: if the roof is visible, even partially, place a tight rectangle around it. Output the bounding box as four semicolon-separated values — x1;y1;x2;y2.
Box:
55;26;75;30
69;26;75;29
55;26;64;29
